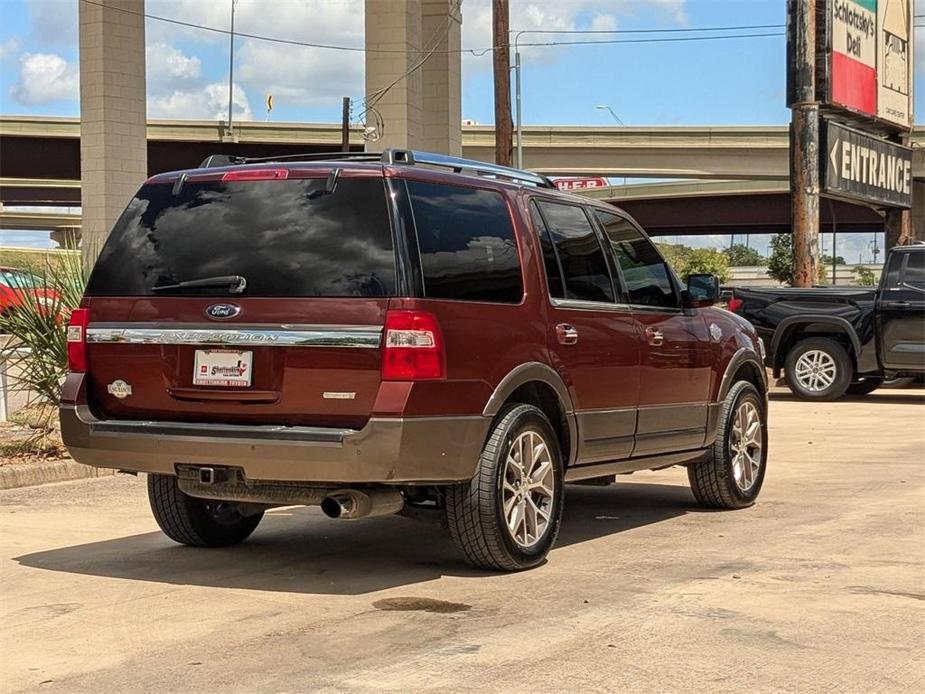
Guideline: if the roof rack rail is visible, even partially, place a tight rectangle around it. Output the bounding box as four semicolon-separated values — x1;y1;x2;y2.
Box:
198;148;555;189
198;151;378;168
383;149;555;188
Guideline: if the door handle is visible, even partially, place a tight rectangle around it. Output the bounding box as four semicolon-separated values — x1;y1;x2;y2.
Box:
645;327;664;346
556;323;579;345
883;300;911;309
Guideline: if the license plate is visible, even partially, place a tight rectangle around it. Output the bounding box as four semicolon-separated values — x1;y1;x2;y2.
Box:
193;349;253;387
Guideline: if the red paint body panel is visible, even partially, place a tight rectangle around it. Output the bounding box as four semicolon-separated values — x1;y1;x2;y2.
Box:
70;161;765;473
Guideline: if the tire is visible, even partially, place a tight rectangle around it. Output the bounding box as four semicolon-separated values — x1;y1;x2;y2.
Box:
446;404;564;571
784;337;853;401
846;377;883;396
147;474;263;547
688;381;767;509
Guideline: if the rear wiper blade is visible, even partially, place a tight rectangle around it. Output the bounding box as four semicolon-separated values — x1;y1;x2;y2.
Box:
152;275;247;294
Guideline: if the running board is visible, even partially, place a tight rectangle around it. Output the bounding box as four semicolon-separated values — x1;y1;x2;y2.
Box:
564;449;709;483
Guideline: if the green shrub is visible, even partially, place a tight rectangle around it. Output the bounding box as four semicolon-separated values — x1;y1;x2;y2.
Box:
0;252;86;407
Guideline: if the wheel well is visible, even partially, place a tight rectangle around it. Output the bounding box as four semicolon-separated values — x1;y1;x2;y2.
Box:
775;323;857;371
731;360;766;398
505;381;570;463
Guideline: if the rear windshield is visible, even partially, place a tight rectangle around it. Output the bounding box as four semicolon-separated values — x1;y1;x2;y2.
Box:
86;177;396;297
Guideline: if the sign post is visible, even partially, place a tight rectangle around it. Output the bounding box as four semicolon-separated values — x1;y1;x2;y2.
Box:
788;0;821;288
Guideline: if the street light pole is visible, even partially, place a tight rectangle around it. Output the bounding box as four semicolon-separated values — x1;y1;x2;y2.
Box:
514;50;522;169
595;104;624;125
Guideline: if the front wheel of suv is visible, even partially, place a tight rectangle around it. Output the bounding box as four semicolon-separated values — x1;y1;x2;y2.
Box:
687;381;767;509
147;474;263;547
446;404;564;571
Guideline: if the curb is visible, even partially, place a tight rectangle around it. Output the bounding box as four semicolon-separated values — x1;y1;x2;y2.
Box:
0;459;118;490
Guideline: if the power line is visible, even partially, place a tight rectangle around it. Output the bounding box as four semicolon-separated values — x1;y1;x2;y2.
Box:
77;0;783;55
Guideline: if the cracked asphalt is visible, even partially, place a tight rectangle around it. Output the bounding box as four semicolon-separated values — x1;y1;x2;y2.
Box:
1;388;923;693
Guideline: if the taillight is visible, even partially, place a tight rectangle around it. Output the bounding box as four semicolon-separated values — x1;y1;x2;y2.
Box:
222;168;289;181
381;310;445;381
67;308;89;372
727;297;743;313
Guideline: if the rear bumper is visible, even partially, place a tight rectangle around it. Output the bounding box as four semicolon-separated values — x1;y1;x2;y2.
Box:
60;403;491;485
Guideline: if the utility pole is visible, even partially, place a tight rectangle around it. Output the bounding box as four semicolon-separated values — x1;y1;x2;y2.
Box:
492;0;512;166
226;0;236;138
788;0;820;287
341;97;351;152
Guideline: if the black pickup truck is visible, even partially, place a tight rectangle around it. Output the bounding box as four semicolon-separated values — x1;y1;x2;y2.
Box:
727;245;924;401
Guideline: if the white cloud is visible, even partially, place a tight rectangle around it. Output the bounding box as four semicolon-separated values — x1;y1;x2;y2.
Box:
0;36;22;61
146;41;202;94
463;0;689;70
10;52;78;105
148;82;253;121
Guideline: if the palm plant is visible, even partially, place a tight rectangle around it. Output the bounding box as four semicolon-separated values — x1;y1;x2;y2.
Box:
0;251;86;408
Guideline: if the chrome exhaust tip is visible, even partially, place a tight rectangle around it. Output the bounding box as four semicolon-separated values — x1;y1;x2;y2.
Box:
320;489;403;520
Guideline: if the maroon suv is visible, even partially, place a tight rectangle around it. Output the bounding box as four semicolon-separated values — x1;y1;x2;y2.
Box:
61;150;768;571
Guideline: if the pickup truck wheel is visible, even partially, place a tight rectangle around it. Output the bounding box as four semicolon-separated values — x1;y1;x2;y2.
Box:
446;404;564;571
846;377;883;396
688;381;767;509
784;337;852;401
147;474;263;547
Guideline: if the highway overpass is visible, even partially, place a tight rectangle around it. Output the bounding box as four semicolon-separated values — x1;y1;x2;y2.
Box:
4;114;924;207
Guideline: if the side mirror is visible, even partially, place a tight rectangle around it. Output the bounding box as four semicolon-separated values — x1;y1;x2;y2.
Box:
684;273;720;308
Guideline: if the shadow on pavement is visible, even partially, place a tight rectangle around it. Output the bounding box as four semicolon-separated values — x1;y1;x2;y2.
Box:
14;481;698;595
769;390;925;405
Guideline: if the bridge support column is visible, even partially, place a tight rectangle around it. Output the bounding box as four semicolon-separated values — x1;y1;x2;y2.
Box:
421;0;462;155
51;226;82;249
365;0;461;154
78;0;147;261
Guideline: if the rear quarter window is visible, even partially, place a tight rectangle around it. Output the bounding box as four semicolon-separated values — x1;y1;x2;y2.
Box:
407;181;523;303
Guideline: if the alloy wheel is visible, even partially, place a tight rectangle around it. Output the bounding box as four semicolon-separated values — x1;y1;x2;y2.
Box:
502;430;555;549
794;349;837;392
730;400;763;492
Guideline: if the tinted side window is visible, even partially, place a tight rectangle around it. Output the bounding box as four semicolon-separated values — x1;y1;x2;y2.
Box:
595;211;678;309
903;252;924;288
407;181;523;303
535;201;614;303
529;201;565;299
882;252;904;287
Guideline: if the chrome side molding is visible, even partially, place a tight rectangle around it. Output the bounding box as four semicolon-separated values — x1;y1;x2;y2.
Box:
86;324;383;348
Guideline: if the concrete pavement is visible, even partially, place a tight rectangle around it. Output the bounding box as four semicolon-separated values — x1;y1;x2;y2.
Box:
1;389;923;693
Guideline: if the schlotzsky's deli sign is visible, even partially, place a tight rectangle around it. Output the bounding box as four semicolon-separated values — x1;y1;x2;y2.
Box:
825;0;913;129
821;119;913;207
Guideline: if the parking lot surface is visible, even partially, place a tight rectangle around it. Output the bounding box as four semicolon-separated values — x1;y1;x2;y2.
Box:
2;389;923;693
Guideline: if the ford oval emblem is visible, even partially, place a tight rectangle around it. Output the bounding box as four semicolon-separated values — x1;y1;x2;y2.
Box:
205;303;241;320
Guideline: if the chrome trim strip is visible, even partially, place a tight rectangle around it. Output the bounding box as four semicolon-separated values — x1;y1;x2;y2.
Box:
86;324;383;348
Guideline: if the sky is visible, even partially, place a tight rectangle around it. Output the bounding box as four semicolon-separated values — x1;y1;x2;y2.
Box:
0;0;922;260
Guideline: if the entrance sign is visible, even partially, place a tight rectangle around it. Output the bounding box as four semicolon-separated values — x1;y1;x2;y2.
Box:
821;119;912;207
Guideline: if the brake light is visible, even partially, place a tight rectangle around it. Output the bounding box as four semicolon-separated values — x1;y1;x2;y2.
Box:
67;308;89;372
727;297;743;313
381;310;445;380
221;168;289;182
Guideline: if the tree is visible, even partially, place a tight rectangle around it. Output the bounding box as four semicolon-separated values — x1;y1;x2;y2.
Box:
724;243;765;267
656;243;729;283
853;265;877;286
766;233;793;285
822;253;846;265
684;248;730;283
